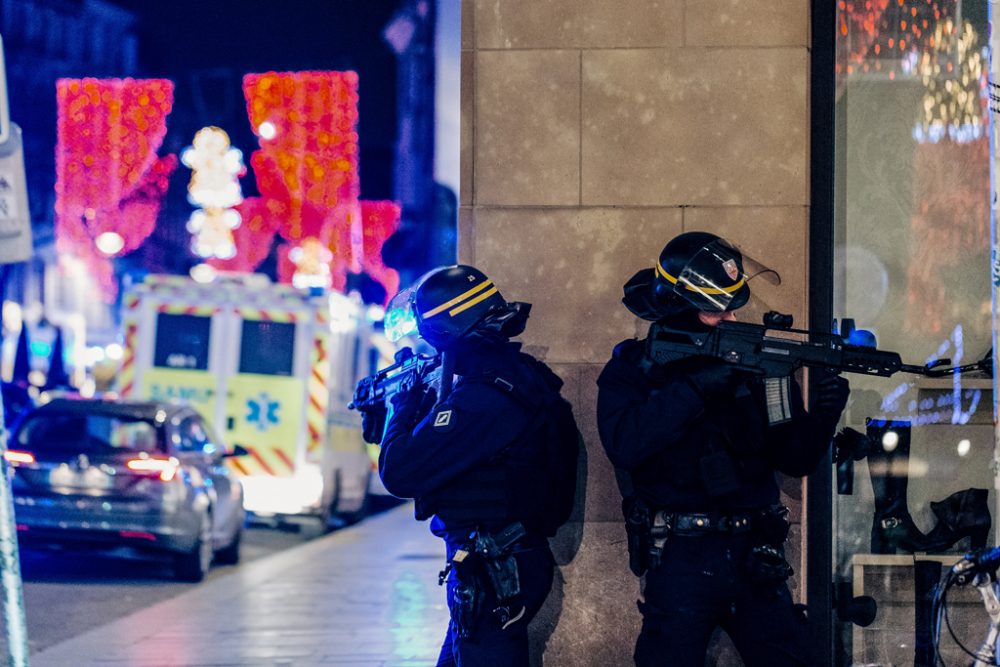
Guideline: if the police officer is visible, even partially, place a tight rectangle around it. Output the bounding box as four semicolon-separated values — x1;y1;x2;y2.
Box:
369;265;579;667
596;232;849;666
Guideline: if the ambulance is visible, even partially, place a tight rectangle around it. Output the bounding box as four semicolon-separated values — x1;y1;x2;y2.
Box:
116;273;390;530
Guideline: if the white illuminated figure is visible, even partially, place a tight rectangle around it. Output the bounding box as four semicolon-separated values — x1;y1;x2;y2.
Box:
181;127;246;259
289;238;334;289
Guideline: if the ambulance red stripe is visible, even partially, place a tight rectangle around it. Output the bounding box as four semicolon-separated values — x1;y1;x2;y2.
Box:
272;447;295;473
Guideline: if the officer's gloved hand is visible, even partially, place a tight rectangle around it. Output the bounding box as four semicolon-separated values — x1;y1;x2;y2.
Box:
359;404;387;444
685;361;745;401
390;382;438;427
812;370;850;420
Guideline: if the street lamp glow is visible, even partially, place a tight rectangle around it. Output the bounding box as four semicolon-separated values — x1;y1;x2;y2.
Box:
882;430;899;452
95;232;125;256
258;121;277;139
190;263;217;283
957;439;972;457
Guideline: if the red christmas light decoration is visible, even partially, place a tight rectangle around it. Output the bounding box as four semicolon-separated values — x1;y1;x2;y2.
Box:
359;201;401;304
236;71;401;298
837;0;891;75
55;78;175;301
243;71;360;243
207;197;281;274
837;0;954;86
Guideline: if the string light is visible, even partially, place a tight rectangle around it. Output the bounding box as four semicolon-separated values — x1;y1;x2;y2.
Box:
912;19;987;144
181;126;246;259
54;78;175;302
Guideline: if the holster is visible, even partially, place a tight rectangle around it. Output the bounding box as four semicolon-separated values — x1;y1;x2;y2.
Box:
623;496;670;576
473;522;526;606
745;505;793;585
442;522;528;637
745;544;794;585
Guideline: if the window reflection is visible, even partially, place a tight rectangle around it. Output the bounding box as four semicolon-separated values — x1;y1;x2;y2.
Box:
834;1;993;664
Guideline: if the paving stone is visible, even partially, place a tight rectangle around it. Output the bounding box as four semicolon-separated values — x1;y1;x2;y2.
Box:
31;505;451;667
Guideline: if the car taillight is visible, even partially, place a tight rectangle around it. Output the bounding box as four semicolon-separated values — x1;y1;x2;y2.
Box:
4;451;34;465
126;456;180;482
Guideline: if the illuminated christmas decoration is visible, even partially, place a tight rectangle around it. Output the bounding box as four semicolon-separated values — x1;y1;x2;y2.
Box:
242;71;360;242
271;210;340;291
837;0;953;81
359;201;402;303
181;126;247;260
227;71;400;300
837;0;890;76
288;237;335;290
206;197;281;274
912;19;987;144
55;78;175;302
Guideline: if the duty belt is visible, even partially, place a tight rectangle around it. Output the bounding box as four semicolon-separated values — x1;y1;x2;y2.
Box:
653;510;756;536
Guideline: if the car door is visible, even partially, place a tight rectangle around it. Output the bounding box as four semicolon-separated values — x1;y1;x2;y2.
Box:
177;412;242;541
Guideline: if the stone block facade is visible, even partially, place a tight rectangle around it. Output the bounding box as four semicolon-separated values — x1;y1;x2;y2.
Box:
460;1;812;663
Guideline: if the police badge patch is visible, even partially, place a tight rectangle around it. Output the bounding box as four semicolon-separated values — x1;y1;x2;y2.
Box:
433;409;454;430
722;258;739;281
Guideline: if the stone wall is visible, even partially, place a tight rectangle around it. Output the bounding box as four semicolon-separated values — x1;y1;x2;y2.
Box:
459;1;812;664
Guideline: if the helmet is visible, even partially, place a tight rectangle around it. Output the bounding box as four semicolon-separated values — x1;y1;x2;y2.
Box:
622;231;751;321
400;265;530;350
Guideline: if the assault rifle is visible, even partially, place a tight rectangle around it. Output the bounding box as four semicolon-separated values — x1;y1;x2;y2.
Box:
646;311;988;379
348;347;443;414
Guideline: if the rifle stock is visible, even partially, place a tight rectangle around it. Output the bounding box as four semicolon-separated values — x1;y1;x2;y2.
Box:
646;312;978;379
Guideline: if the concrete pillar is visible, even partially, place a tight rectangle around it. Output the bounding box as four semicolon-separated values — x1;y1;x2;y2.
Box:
460;2;812;663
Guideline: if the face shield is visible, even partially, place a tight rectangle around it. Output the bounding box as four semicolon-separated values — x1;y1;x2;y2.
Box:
660;239;780;313
384;287;419;342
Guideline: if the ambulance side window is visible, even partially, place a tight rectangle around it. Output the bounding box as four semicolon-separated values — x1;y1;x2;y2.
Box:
239;320;295;376
154;314;210;370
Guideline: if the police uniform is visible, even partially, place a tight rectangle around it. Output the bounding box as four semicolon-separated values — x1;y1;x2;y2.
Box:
597;232;849;667
375;266;578;667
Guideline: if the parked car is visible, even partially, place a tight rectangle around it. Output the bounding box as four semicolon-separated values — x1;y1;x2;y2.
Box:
6;397;247;582
1;381;34;431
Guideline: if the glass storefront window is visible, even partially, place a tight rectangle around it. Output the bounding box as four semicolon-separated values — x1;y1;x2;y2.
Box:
834;2;994;665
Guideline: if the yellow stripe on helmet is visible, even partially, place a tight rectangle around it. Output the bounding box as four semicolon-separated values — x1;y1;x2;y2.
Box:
655;260;746;295
422;279;494;319
449;286;499;316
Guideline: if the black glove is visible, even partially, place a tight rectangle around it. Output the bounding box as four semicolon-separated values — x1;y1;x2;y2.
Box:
685;361;745;401
360;403;388;444
812;371;850;420
390;382;437;423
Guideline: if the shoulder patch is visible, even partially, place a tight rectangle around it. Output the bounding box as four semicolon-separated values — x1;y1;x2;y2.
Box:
433;408;455;431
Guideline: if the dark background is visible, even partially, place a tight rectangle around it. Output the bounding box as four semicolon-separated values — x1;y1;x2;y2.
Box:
2;0;449;291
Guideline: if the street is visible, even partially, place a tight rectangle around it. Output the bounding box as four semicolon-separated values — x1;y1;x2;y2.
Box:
3;497;404;656
16;524;309;654
19;500;450;667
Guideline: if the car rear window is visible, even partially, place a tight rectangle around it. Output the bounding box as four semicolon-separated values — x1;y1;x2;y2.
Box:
15;412;163;455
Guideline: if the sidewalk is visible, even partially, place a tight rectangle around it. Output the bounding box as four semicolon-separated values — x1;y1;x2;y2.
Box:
31;503;451;667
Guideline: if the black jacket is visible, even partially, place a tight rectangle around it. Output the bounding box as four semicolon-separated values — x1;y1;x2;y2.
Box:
379;342;576;543
597;338;836;510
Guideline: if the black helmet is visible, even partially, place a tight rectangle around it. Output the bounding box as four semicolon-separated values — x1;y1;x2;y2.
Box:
623;231;751;321
411;265;530;350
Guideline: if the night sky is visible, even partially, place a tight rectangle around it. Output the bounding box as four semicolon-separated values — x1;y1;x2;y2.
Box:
97;0;408;278
108;0;403;200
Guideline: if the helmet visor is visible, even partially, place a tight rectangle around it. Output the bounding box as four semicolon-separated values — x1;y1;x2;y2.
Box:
384;288;419;342
660;239;779;312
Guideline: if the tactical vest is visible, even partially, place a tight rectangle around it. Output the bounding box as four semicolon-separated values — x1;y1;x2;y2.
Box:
415;362;578;537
